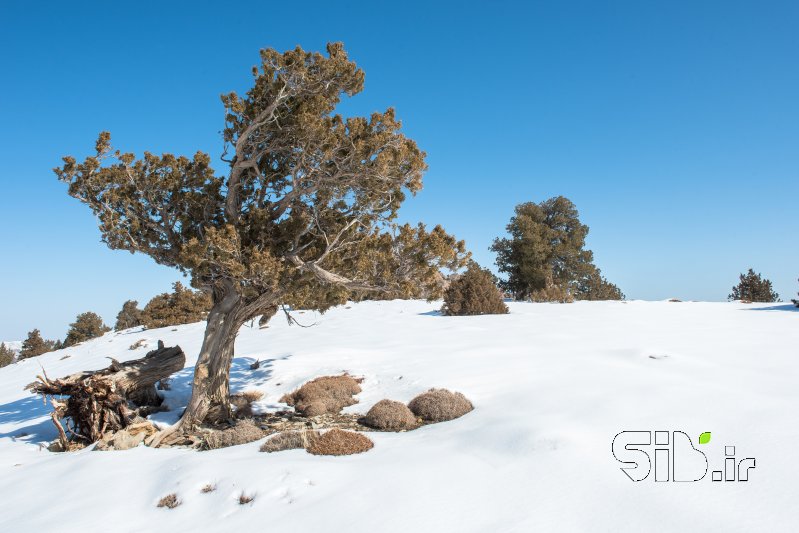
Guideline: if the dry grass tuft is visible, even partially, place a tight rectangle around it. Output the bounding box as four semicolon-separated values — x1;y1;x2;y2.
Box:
259;430;319;453
280;375;362;417
238;492;255;505
200;484;216;493
203;419;264;450
408;388;473;422
240;390;264;402
157;493;181;509
362;399;418;431
129;339;147;350
230;390;265;418
306;428;374;456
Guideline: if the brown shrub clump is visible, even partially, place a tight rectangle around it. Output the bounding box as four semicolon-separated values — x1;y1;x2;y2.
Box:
259;430;319;453
157;493;180;509
362;399;417;431
238;492;255;505
442;262;509;316
203;419;264;450
279;375;362;417
306;429;374;456
408;389;473;422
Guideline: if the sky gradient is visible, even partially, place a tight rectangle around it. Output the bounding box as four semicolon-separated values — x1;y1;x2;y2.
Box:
1;0;797;340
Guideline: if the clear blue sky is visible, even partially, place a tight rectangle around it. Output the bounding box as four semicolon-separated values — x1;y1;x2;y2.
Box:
1;0;797;340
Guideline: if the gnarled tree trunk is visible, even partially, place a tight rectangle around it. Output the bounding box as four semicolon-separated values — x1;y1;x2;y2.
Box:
177;283;244;430
149;280;285;447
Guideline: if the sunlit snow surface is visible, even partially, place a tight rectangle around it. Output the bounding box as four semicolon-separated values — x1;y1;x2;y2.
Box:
0;300;797;532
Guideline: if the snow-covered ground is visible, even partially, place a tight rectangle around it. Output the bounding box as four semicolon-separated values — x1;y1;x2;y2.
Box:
0;300;797;532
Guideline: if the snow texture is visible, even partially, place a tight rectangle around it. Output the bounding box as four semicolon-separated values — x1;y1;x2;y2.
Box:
0;300;797;532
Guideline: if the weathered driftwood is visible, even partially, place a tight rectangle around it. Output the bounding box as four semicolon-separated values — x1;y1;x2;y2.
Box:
27;342;185;447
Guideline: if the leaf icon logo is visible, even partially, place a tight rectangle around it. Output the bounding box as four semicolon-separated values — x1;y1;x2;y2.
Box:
699;432;711;445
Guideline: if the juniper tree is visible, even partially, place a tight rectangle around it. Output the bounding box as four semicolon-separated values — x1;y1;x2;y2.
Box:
55;43;467;434
491;196;616;301
63;311;111;347
728;269;779;302
141;282;212;329
575;268;625;301
19;329;55;359
0;343;14;368
114;300;143;331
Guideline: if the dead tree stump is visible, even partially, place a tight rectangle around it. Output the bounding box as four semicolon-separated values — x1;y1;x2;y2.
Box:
27;343;185;447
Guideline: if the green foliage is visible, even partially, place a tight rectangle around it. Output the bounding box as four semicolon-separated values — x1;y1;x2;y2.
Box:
0;343;14;368
19;329;56;359
442;262;509;316
63;311;111;347
54;43;470;425
141;282;212;329
114;300;144;331
55;42;467;321
491;196;621;301
728;269;779;303
575;269;625;301
348;223;469;303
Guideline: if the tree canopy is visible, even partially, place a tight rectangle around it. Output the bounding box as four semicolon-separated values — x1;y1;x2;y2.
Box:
55;43;467;432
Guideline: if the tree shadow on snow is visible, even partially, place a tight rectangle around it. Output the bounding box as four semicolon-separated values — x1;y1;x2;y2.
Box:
149;353;290;426
742;304;798;312
0;394;60;443
419;309;443;317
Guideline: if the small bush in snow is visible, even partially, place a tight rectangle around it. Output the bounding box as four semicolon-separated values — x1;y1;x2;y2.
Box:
259;430;318;453
230;390;264;418
203;419;264;450
408;389;473;422
157;493;180;509
280;375;362;417
306;429;374;456
362;399;418;431
442;262;509;316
